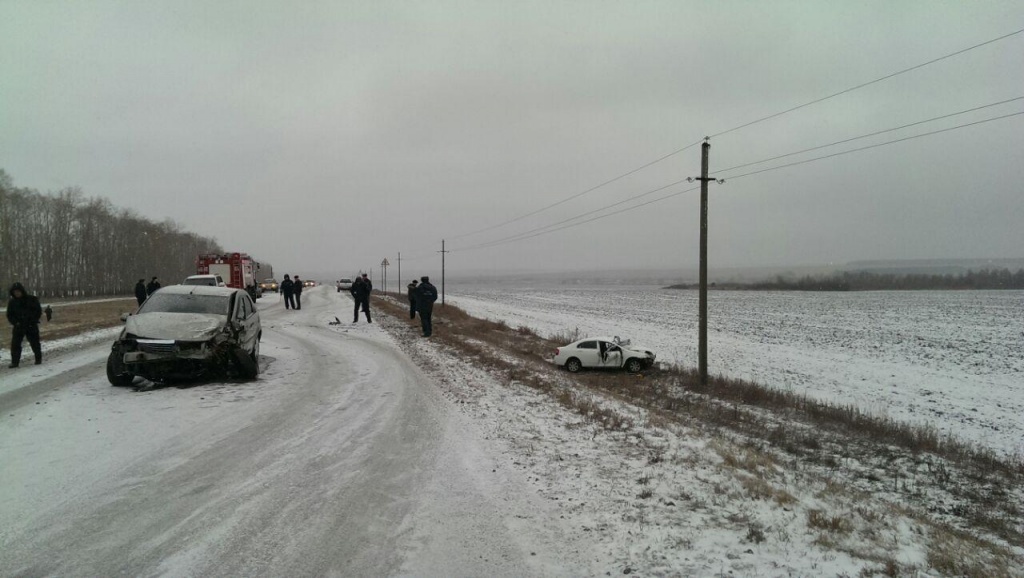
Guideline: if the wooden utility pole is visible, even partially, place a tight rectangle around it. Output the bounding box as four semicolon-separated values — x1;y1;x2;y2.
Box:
381;258;389;293
699;141;709;385
688;138;724;386
397;252;402;295
438;239;450;306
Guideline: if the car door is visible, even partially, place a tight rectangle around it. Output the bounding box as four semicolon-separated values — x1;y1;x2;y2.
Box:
599;341;625;368
574;340;600;367
233;293;258;352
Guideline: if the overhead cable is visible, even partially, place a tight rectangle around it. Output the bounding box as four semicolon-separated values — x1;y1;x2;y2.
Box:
453;185;701;253
453;110;1023;253
453;177;692;252
724;111;1024;181
448;139;704;240
709;28;1024;140
715;96;1024;174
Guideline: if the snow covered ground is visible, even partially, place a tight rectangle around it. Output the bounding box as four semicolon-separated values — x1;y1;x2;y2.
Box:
448;286;1024;458
0;288;596;576
2;286;1020;576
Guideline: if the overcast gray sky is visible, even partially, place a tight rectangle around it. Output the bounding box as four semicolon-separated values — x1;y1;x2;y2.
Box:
2;0;1022;279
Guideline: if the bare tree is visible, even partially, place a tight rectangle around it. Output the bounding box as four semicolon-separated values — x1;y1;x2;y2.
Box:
0;169;222;298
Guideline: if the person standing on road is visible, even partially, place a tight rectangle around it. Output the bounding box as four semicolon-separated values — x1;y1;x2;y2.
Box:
281;274;296;309
293;276;304;310
6;282;43;368
407;279;418;319
134;279;147;306
146;276;160;295
415;276;438;337
350;274;372;323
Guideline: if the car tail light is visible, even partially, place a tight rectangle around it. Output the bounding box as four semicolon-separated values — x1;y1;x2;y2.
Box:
555;348;560;356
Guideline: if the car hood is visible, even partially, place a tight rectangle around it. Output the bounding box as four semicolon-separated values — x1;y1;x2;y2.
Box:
125;312;227;341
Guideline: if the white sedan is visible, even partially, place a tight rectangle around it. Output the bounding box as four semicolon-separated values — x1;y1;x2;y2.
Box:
552;336;656;374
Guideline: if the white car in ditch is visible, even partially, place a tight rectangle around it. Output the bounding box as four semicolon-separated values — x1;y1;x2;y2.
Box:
552;336;656;374
106;285;261;385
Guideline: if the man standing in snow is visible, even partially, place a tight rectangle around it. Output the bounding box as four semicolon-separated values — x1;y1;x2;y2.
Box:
350;274;372;323
293;275;304;310
281;274;295;309
146;276;160;295
415;276;438;337
407;279;418;319
134;279;147;306
6;282;43;368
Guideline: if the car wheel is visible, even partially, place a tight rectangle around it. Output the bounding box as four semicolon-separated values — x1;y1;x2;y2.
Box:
106;350;134;387
565;358;582;373
625;358;643;373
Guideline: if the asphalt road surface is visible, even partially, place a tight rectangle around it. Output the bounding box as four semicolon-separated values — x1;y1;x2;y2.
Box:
0;287;584;577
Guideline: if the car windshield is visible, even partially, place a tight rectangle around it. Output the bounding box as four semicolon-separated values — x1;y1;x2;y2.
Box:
139;292;231;315
263;279;276;284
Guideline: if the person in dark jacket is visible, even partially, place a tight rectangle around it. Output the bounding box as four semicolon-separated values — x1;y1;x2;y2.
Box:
281;274;295;309
407;279;418;319
293;276;304;310
415;276;438;337
146;276;160;295
350;274;372;323
6;282;43;367
134;279;147;306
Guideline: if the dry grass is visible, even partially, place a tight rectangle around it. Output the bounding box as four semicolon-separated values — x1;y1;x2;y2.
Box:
0;298;134;349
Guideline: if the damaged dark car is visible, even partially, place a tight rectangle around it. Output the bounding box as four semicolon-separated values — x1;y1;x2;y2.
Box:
107;285;262;385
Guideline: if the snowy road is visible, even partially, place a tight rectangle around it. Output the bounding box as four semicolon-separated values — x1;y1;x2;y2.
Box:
0;288;582;577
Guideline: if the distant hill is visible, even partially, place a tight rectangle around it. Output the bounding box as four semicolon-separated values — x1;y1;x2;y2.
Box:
842;258;1024;275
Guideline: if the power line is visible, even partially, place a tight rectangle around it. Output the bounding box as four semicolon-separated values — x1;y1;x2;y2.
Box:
453;185;701;253
448;139;704;240
444;29;1023;254
709;28;1024;140
452;110;1023;254
446;28;1022;245
725;111;1024;181
453;177;692;252
715;96;1024;174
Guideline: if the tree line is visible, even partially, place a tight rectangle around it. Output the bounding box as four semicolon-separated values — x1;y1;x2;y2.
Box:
669;268;1024;291
1;169;221;299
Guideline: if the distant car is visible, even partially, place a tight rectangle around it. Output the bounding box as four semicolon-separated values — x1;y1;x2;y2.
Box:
183;274;226;287
259;278;278;293
303;280;316;288
106;285;261;385
336;278;353;292
552;336;656;374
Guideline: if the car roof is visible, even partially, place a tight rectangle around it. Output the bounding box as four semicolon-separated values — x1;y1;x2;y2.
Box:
161;285;242;297
571;336;622;344
185;274;219;279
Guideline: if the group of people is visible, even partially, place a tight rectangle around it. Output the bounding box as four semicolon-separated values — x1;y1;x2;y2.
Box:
134;276;161;306
279;274;305;310
406;277;438;337
5;282;43;368
345;273;438;337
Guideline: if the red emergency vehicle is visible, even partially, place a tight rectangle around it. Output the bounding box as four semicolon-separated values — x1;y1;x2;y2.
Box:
196;253;260;297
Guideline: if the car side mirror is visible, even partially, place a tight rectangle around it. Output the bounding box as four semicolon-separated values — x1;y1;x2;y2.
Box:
120;313;131;322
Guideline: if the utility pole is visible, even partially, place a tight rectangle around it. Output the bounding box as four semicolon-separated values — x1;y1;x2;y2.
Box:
381;258;389;293
397;252;402;296
438;239;450;306
688;138;725;386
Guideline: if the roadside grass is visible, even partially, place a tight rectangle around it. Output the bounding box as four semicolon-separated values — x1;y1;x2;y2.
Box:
0;298;134;350
372;295;1024;564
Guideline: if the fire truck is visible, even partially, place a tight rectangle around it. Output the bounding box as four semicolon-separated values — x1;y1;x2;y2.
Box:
195;253;262;299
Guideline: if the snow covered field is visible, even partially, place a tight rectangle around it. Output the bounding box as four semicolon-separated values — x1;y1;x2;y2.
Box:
448;286;1024;458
